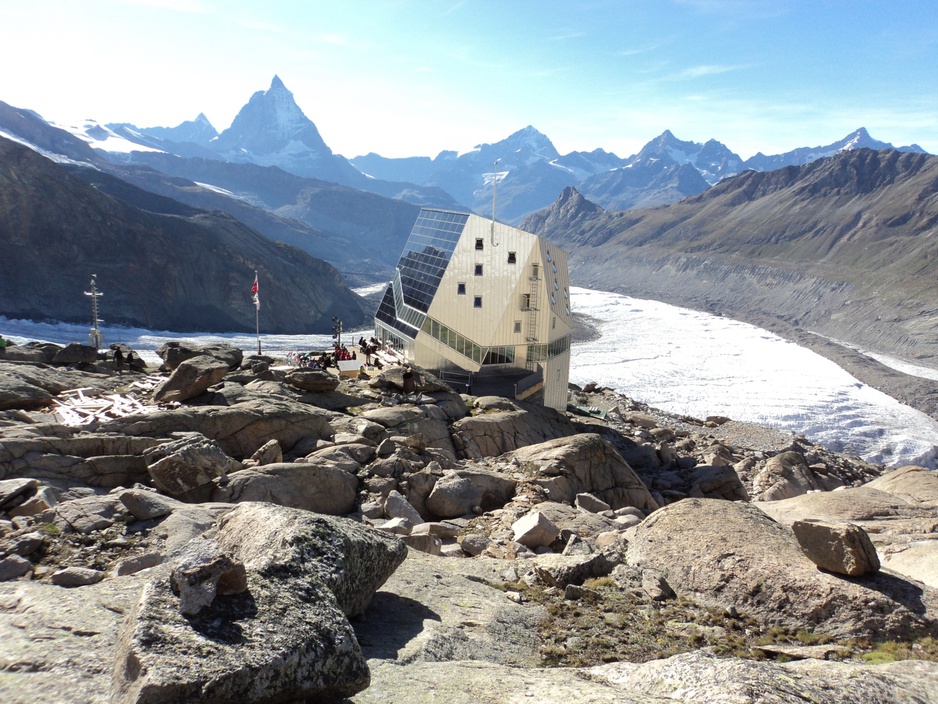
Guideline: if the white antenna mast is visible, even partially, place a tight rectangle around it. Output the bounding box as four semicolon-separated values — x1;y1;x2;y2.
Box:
490;159;500;246
84;274;104;349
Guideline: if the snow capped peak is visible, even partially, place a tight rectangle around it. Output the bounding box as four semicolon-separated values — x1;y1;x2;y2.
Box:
241;75;309;137
842;127;866;147
629;130;742;185
129;113;218;146
488;125;560;162
269;74;287;92
515;124;546;139
210;75;335;172
52;118;164;154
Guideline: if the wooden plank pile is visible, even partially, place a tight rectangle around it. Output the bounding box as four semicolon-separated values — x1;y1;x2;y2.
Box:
52;381;165;426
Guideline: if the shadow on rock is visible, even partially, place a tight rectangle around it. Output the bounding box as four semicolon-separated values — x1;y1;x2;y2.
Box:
185;590;259;645
352;592;441;660
852;570;933;622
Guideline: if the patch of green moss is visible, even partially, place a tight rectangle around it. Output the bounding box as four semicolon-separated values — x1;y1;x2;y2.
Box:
863;637;938;664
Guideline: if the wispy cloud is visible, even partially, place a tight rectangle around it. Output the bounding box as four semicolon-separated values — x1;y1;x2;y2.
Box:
550;30;586;41
234;18;359;50
315;33;353;47
617;44;659;57
236;18;287;34
441;1;470;17
676;64;748;79
672;0;782;18
111;0;206;12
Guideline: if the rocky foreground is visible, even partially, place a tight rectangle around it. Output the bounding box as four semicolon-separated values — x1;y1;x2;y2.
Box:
2;340;938;703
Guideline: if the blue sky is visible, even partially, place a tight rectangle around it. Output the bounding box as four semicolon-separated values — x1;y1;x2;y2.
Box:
3;0;937;159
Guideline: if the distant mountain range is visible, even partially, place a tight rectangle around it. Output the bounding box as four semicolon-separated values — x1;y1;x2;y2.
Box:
0;136;369;333
521;148;938;374
0;96;425;287
14;75;924;226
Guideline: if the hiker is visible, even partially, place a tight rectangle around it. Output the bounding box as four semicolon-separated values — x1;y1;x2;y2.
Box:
114;348;124;375
0;335;7;352
125;350;135;372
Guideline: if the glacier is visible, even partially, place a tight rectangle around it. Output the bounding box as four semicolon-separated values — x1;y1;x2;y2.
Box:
3;285;938;469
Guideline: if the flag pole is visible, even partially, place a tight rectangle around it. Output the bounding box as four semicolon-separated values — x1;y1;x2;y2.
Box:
253;270;261;355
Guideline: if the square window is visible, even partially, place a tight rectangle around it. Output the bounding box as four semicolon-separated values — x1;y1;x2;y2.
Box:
508;251;517;264
474;264;483;276
475;238;484;250
514;320;522;333
457;282;466;295
474;296;482;308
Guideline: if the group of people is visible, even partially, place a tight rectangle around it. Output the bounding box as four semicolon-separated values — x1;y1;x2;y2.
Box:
289;342;381;371
358;336;387;366
112;347;136;375
287;336;393;372
287;337;392;369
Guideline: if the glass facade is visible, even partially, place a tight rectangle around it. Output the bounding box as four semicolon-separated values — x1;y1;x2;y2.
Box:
422;316;484;364
375;209;469;340
526;334;571;363
420;316;519;367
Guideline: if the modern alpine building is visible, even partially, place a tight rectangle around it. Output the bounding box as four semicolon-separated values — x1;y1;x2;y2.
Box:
374;208;572;411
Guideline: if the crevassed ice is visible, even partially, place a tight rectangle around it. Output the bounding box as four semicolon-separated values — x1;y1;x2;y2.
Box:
3;285;938;468
568;287;938;468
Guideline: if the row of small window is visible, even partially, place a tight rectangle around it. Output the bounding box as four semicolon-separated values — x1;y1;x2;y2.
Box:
455;282;571;317
525;334;571;362
420;317;516;365
473;239;518;265
454;283;484;307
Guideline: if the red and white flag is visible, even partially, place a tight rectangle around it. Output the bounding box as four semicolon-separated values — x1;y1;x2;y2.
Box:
251;273;260;309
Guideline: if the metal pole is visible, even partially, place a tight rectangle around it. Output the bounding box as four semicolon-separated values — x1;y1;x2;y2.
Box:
84;274;104;348
254;270;261;355
491;159;499;246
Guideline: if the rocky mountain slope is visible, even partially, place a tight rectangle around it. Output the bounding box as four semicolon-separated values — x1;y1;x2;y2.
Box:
0;99;429;283
577;156;710;210
523;148;938;370
0;136;369;333
1;341;937;702
106;153;424;281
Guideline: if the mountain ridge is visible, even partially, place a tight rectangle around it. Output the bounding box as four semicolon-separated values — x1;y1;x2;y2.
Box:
26;76;925;224
0;99;432;285
0;135;369;333
521;148;938;368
